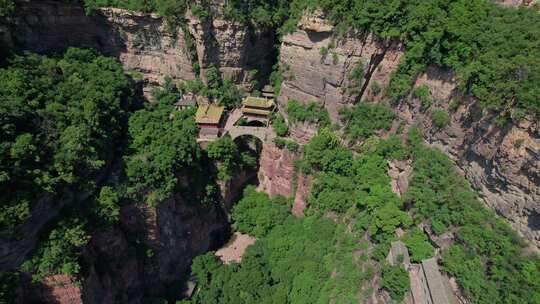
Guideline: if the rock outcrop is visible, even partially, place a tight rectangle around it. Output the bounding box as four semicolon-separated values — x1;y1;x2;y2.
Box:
277;14;540;246
494;0;540;8
257;142;312;218
292;173;312;218
19;274;83;304
399;69;540;245
257;143;297;198
388;160;413;197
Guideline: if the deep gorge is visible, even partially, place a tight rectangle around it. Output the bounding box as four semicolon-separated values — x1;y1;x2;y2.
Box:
1;0;540;303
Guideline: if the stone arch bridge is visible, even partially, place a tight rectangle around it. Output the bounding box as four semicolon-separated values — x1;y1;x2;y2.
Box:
225;126;274;142
222;109;275;143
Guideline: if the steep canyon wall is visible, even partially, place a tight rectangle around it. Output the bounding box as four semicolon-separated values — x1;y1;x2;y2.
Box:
3;0;274;94
275;12;540;246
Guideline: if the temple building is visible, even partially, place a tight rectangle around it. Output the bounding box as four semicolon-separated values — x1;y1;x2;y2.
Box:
174;92;197;111
241;96;275;123
261;85;275;99
195;104;225;139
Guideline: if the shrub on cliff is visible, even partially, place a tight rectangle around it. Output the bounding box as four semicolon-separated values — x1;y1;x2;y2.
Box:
206;136;240;182
401;227;434;263
339;103;395;142
223;0;291;28
271;113;289;136
94;186;121;225
180;66;242;109
298;129;351;174
285;99;331;127
206;136;258;182
152;75;181;104
21;219;90;282
431;108;450;128
381;265;410;302
413;84;431;107
274;138;299;152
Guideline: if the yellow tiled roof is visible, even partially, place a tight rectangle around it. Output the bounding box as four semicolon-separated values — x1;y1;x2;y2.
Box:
242;97;274;109
241;106;272;116
195;104;225;124
262;85;274;93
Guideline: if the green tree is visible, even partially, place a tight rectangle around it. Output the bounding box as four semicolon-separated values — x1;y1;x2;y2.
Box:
431;108;450;128
0;0;14;17
21;219;90;281
368;202;412;242
271;113;289;137
0;48;132;230
401;228;434;263
299;129;348;174
125;104;200;205
0;271;19;303
309;173;359;213
207;136;239;181
232;186;289;237
339;103;395;141
413;85;431;107
381;265;410;302
285;100;330;127
95;186;121;225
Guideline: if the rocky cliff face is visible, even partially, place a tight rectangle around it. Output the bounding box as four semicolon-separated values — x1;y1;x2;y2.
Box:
87;195;228;303
80;194;228;303
257;143;297;198
185;1;276;86
19;192;228;304
278;10;403;121
257;143;312;218
400;69;540;245
495;0;540;8
4;0;274;94
276;12;540;246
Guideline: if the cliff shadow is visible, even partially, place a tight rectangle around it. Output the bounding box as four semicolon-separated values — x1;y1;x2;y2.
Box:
305;30;332;43
10;1;127;62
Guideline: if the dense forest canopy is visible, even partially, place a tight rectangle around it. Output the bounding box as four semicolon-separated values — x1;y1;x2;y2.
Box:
0;48;132;230
125;101;200;205
185;128;540;304
0;48;231;294
187;186;373;304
